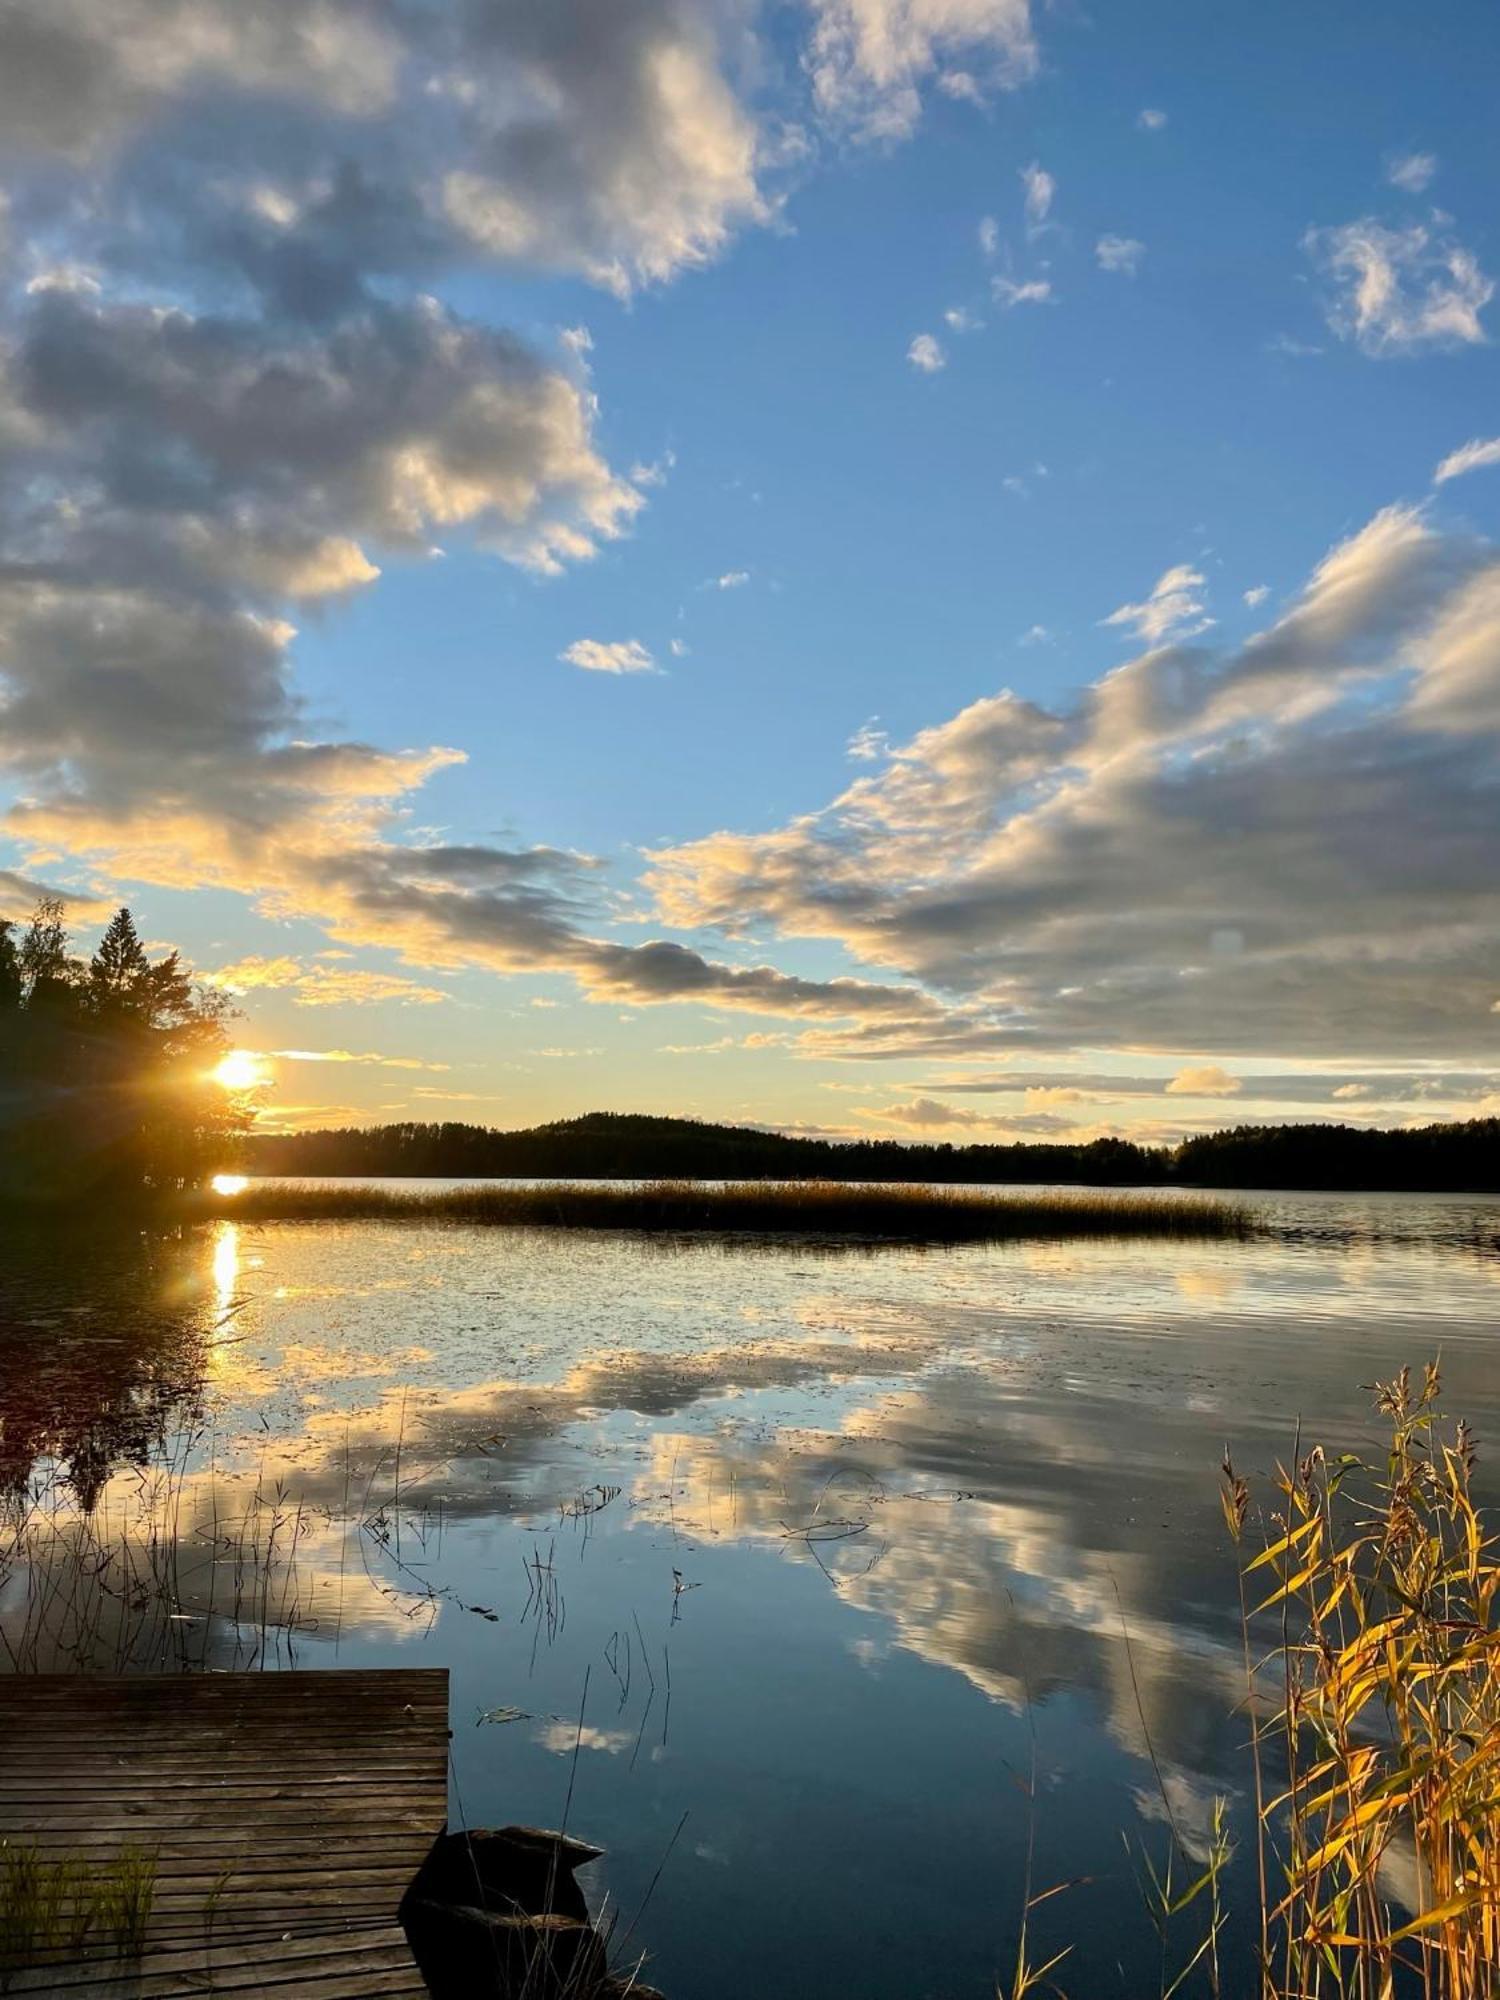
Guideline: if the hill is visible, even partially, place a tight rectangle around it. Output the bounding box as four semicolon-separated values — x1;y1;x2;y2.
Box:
242;1111;1500;1193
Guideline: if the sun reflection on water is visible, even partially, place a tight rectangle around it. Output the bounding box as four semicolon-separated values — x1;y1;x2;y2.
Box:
211;1221;239;1321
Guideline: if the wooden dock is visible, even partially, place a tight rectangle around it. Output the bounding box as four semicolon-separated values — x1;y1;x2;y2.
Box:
0;1668;449;1996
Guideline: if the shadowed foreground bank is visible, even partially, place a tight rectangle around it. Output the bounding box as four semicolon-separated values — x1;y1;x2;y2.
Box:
189;1178;1253;1240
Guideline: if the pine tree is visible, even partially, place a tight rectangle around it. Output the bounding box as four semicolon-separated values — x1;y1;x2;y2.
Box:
88;908;152;1016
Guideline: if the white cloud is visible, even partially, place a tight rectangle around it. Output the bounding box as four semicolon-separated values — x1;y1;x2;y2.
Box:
1305;216;1493;356
1243;584;1271;607
807;0;1039;141
944;307;983;332
1096;234;1145;276
1102;564;1211;644
978;215;999;258
1137;108;1167;132
561;638;657;675
647;499;1500;1064
847;720;889;762
908;332;946;372
992;276;1053;308
1434;437;1500;485
1020;160;1054;231
1386;151;1437;194
1165;1065;1241;1098
669;637;691;658
713;569;751;590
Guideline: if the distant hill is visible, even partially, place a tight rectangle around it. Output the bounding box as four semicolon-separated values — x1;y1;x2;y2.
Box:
243;1111;1500;1193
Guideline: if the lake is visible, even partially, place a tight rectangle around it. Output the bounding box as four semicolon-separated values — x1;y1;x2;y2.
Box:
3;1185;1498;1998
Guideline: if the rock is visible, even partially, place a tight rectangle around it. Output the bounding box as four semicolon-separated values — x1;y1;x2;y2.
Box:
406;1899;607;1997
410;1824;603;1923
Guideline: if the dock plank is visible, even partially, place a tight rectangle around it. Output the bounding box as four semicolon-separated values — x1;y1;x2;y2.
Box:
0;1670;448;1996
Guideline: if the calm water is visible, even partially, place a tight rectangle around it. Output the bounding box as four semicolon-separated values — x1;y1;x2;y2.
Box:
3;1186;1498;1997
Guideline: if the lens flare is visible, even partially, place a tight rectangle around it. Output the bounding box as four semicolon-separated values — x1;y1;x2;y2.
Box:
211;1173;249;1197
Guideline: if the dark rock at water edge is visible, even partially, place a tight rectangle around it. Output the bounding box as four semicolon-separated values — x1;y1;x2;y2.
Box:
403;1824;661;1999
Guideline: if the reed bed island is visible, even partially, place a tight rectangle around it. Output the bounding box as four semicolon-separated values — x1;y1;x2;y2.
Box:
189;1177;1254;1241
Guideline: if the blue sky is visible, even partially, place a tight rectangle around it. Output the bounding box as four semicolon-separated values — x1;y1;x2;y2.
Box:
1;0;1497;1139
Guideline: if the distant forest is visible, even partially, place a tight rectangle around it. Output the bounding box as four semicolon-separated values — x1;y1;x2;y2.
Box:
245;1110;1500;1193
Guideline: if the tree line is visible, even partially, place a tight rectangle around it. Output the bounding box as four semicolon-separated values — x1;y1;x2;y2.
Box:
0;901;241;1204
245;1108;1500;1192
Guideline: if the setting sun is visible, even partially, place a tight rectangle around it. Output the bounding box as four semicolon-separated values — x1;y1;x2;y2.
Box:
212;1050;270;1092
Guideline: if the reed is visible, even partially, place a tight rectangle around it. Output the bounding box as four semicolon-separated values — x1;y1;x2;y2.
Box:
0;1841;158;1981
186;1177;1254;1241
1222;1362;1500;1999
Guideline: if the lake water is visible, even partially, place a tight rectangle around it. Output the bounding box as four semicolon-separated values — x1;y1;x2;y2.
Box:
3;1185;1498;1997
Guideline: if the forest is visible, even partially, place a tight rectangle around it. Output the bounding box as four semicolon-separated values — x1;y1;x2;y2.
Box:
245;1107;1500;1192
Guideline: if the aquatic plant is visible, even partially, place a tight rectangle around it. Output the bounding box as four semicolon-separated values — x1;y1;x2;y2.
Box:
188;1176;1254;1241
1224;1362;1500;1999
0;1840;158;1982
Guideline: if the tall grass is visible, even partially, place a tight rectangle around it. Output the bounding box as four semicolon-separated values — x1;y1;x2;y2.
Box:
1222;1363;1500;1999
0;1841;157;1982
187;1177;1253;1241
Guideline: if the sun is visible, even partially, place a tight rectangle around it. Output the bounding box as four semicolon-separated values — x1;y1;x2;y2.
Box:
212;1049;270;1092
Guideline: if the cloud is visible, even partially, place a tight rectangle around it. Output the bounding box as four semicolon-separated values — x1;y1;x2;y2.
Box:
1102;564;1211;644
271;1047;450;1071
1096;235;1145;276
1305;216;1493;355
1243;585;1271;608
1386;152;1437;194
978;215;999;258
0;867;114;924
943;307;983;332
561;638;657;675
0;0;769;299
860;1095;985;1128
207;958;451;1007
807;0;1038;140
1434;437;1500;485
646;499;1500;1063
1020;161;1054;231
1164;1065;1241;1098
907;332;946;372
0;15;970;1035
992;276;1053;309
1137;108;1167;132
712;569;751;589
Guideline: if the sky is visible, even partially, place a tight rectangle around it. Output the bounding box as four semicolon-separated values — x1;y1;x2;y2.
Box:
1;0;1498;1143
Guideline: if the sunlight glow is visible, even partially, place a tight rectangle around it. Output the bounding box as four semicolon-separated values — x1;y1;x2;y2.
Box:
211;1221;240;1321
213;1049;271;1091
211;1173;249;1197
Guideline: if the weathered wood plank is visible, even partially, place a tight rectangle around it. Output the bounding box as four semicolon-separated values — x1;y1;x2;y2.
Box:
0;1670;449;1996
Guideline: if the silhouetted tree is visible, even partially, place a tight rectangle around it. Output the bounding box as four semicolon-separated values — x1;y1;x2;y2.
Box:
0;920;20;1011
0;900;244;1204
